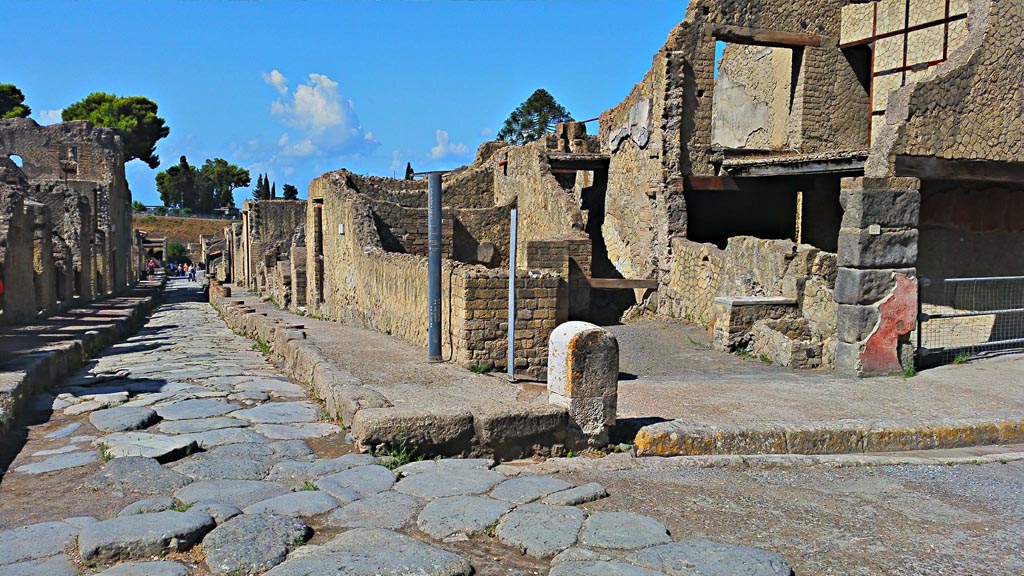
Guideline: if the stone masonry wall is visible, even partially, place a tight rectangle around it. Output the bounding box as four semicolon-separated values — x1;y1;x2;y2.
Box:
0;158;38;324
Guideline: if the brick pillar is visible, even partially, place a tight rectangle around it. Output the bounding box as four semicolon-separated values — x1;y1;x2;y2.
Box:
548;321;618;445
834;177;920;376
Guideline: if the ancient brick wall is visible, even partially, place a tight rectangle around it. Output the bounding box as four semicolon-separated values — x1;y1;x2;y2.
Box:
239;200;306;295
451;203;513;268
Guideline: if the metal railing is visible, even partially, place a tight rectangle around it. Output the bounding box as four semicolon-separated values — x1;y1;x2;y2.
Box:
916;276;1024;367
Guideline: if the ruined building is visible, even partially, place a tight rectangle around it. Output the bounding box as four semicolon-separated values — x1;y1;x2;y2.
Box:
0;119;142;323
228;0;1022;378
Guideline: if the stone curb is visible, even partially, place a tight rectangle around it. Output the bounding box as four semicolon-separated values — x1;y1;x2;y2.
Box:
210;288;577;460
0;279;166;439
634;417;1024;457
666;450;1024;469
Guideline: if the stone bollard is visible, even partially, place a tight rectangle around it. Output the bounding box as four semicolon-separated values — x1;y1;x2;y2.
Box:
548;321;618;445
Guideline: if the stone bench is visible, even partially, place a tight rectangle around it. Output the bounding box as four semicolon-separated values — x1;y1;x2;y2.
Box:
711;296;798;351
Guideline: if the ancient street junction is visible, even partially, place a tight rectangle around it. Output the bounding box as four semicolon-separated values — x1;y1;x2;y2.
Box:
2;0;1024;574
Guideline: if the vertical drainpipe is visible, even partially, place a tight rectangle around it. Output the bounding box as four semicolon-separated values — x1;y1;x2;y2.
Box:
427;172;443;362
507;208;518;379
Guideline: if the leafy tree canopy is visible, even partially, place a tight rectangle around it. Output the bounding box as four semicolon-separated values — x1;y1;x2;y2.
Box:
281;184;299;200
496;89;572;146
62;92;169;168
156;156;248;213
199;158;250;209
0;84;31;119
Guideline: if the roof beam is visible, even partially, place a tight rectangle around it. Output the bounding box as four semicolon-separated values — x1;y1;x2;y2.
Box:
895;155;1024;184
710;24;822;48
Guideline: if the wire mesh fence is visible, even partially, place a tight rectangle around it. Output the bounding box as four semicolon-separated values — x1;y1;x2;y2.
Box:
916;276;1024;367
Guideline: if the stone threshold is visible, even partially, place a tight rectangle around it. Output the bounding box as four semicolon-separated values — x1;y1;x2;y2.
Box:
634;417;1024;457
210;287;581;460
0;278;166;439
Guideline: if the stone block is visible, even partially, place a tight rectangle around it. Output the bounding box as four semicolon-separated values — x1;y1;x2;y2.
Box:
351;407;475;456
837;304;881;343
834;267;915;305
548;322;618;399
833;340;864;375
837;230;918;268
840;188;921;229
473;404;568;459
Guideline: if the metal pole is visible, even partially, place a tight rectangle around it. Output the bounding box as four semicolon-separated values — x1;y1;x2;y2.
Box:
427;172;443;362
507;208;518;379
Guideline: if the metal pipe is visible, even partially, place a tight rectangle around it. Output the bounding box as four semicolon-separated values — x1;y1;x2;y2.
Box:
507;208;518;379
428;172;443;362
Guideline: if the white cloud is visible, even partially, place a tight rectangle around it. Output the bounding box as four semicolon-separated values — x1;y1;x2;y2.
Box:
268;72;378;158
282;166;295;176
36;109;63;125
430;129;469;160
480;127;493;137
389;149;402;173
262;69;289;95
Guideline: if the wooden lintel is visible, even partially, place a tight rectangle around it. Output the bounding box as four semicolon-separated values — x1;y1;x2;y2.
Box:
895;155;1024;184
685;175;740;191
711;24;822;48
589;278;660;290
548;160;610;172
725;158;866;178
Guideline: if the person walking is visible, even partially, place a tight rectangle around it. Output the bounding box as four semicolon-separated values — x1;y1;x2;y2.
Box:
188;262;196;282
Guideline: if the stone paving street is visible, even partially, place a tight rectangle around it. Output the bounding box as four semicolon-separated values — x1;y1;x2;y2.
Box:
0;281;794;575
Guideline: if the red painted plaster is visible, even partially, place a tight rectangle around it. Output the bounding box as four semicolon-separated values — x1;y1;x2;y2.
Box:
861;274;917;375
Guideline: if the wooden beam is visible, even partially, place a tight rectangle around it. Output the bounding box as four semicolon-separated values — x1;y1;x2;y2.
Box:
710;24;822;48
685;175;740;191
589;278;660;290
895;156;1024;184
724;157;866;178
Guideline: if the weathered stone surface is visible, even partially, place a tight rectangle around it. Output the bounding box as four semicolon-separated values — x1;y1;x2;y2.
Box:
395;458;493;476
45;422;81;438
89;406;159;432
117;497;176;517
234;378;307;398
243;490;340;517
230;401;319;423
210;441;275;460
394;468;506;500
255;422;342;439
85;456;192;494
190;502;242;524
315;465;396;501
416;496;513;539
495;503;587;558
97;432;197;462
541;483;609;506
155;417;248;435
326;491;421;530
549;561;666;576
352;408;475;455
0;521;79;565
580;512;671;550
840;188;921;229
473;405;568;458
490;474;573;504
268;454;378;486
153;399;240;421
174;479;290;508
269;439;316;459
95;561;190;576
834;268;914;306
837;230;918;269
14;451;97;474
77;510;215;562
263;528;470;576
629;539;794;576
551;547;613;565
548;322;619;436
30;445;79;457
172;455;271;481
183;427;268;448
0;554;77;576
836;304;881;343
203;513;311;575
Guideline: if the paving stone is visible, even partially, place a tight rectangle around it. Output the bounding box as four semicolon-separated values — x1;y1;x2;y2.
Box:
580;512;672;550
549;561;667;576
394;468;506;500
270;440;315;459
117;497;176;517
0;554;77;576
228;390;270;403
552;547;613;565
190;501;242;524
89;406;160;432
315;465;396;501
45;422;81;438
230;401;319;424
69;434;98;444
171;455;271;480
255;422;342;439
77;510;215;562
183;427;268;448
628;539;794;576
263;528;470;576
94;561;189;576
153;398;240;421
326;491;421;530
30;445;79;457
155;417;248;435
85;456;192;494
495;503;588;558
210;442;275;460
243;490;340;517
234;379;307;398
203;513;311;575
268;454;378;486
416;495;513;539
490;474;573;504
64;400;107;415
542;483;610;506
97;432;197;462
123;392;178;408
395;457;494;476
0;520;79;565
14;451;98;474
174;479;291;508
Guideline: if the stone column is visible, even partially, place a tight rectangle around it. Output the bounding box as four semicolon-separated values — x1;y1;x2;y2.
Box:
834;177;920;376
548;321;618;445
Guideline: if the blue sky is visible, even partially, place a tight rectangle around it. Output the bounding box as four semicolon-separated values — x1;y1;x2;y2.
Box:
4;1;690;206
